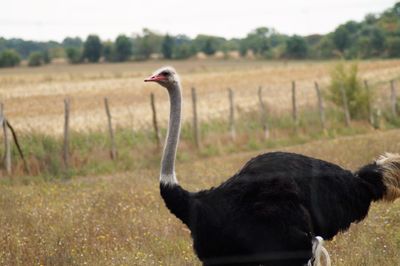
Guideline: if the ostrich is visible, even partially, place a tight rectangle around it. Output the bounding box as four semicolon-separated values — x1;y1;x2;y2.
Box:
144;66;400;265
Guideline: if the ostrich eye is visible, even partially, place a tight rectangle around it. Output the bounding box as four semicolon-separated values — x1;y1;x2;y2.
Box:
161;71;170;76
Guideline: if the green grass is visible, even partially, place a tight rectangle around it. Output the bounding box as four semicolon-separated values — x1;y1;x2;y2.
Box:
3;105;400;183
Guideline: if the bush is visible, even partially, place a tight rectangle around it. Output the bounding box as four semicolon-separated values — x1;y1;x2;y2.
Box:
102;41;115;62
327;63;371;119
173;43;193;59
65;47;83;64
28;52;44;67
83;35;102;63
114;35;132;62
285;35;308;59
0;49;21;68
42;50;51;64
386;37;400;58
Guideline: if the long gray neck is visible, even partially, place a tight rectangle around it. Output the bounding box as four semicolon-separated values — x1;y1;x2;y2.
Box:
160;81;181;185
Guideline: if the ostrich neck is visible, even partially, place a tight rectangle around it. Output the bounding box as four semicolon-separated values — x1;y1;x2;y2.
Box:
160;82;181;185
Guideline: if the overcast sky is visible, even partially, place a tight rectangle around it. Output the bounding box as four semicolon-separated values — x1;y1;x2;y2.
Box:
0;0;397;42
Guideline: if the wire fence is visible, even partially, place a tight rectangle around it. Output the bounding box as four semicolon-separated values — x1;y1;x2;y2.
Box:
0;75;399;177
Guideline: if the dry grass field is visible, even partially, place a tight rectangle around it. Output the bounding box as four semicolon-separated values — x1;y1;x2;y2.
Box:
1;129;400;265
0;59;399;135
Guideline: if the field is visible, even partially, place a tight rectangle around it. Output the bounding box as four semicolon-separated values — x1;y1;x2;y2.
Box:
0;59;399;134
1;130;400;265
1;59;400;265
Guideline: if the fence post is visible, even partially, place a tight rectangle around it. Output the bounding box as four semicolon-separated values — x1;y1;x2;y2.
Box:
5;120;29;174
340;84;351;127
63;98;70;171
150;93;161;149
373;107;382;129
391;80;397;116
314;82;326;131
292;81;298;126
364;80;373;126
228;88;236;141
104;97;117;160
258;86;270;139
191;87;201;149
0;104;11;176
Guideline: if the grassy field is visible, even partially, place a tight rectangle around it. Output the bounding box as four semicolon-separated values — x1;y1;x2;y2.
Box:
0;59;399;135
1;130;400;265
1;59;400;265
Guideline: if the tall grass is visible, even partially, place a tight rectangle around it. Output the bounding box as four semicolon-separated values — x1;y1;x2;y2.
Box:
2;103;399;183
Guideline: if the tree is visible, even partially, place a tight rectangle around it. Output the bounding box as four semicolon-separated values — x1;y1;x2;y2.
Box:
83;35;102;63
386;37;400;57
203;38;216;55
42;50;51;64
193;35;224;56
65;47;83;64
333;25;351;53
28;52;43;67
240;27;272;57
162;34;174;59
0;49;21;68
172;35;195;59
114;35;132;62
102;41;115;62
133;29;163;60
173;43;193;59
62;37;83;48
285;35;308;59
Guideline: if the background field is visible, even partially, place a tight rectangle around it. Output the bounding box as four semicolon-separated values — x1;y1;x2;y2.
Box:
1;59;400;265
1;59;399;134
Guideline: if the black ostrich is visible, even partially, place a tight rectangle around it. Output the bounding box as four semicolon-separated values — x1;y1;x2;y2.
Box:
145;67;400;266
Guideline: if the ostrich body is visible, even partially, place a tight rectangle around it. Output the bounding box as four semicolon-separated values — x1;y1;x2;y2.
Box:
145;67;400;266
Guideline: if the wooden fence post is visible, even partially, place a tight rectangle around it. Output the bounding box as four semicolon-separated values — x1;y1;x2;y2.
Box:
391;80;398;116
191;87;201;149
63;98;70;171
340;84;351;127
292;81;298;126
150;93;161;149
373;107;382;129
364;80;373;125
228;88;236;141
314;82;326;131
258;86;270;139
5;120;29;174
104;97;117;160
0;103;11;175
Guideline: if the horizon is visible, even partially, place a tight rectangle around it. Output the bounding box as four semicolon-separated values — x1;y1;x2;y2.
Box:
0;0;397;42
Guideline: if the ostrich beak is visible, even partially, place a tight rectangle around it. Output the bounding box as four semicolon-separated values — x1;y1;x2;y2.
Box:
144;74;167;82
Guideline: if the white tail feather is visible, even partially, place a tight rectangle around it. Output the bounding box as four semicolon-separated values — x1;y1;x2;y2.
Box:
308;236;331;266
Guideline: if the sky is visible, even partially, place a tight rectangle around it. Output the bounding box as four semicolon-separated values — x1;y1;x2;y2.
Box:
0;0;397;42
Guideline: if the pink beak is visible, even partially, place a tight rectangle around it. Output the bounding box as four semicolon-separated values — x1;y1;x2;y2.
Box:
144;74;167;82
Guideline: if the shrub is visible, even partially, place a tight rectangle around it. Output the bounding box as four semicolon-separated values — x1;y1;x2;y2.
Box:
115;35;132;62
102;41;115;62
65;47;83;64
386;37;400;58
0;49;21;68
42;50;51;64
285;35;308;59
28;52;44;67
83;35;102;63
327;63;371;119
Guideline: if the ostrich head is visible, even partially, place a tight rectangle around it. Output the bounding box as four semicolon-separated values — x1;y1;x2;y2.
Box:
144;66;180;89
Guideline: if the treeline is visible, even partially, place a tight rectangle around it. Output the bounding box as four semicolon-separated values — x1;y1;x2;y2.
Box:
1;3;399;68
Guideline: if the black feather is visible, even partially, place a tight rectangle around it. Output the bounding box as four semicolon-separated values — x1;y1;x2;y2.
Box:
160;151;388;265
